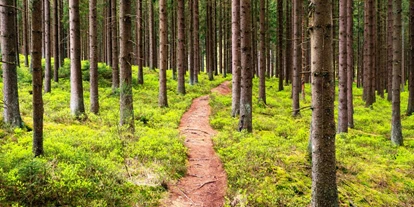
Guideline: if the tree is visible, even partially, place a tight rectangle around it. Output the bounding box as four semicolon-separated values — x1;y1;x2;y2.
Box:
111;0;119;91
89;0;99;114
53;0;59;82
364;0;375;107
106;0;112;66
158;0;168;107
387;0;393;101
292;0;302;116
231;0;241;117
309;0;339;205
69;0;85;117
136;0;144;84
407;0;414;116
193;0;200;83
278;0;284;91
347;0;354;128
1;0;23;128
239;0;253;132
44;0;52;93
120;0;135;131
23;0;29;67
391;0;403;146
259;0;266;104
338;0;348;133
149;0;156;70
31;0;44;157
177;0;185;95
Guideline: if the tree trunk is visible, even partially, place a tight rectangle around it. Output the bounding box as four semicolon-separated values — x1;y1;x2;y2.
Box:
391;0;403;146
387;0;393;101
231;0;241;117
278;0;284;91
106;0;112;66
158;0;168;107
119;0;134;131
309;0;339;205
31;0;44;157
259;0;266;104
44;0;51;93
407;0;414;115
53;0;59;82
89;0;99;114
23;0;29;67
285;0;292;85
193;0;199;83
347;0;354;128
239;0;253;133
69;0;85;117
149;0;156;69
1;0;23;128
137;0;144;84
338;0;348;133
292;0;302;116
58;0;64;68
177;0;186;94
111;0;119;90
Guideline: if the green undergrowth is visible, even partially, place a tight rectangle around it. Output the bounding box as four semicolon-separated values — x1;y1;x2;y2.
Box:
210;79;414;206
0;55;230;206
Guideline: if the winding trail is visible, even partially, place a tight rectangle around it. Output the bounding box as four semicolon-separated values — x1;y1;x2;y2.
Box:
163;81;231;207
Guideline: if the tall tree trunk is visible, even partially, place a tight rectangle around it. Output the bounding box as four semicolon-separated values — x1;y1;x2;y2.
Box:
231;0;241;117
69;0;85;117
149;0;156;69
193;0;199;83
310;0;339;205
239;0;253;132
338;0;348;132
159;0;168;107
23;0;29;67
391;0;403;146
278;0;284;91
120;0;135;131
89;0;99;114
407;0;414;115
1;0;23;128
177;0;186;94
285;0;292;85
53;0;59;82
106;0;112;66
189;0;195;84
111;0;119;90
347;0;354;128
32;0;44;157
44;0;52;93
387;0;393;101
58;0;64;68
292;0;302;116
259;0;266;104
364;0;375;106
137;0;144;84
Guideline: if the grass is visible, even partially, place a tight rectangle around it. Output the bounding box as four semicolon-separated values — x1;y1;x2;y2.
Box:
210;78;414;207
0;55;230;206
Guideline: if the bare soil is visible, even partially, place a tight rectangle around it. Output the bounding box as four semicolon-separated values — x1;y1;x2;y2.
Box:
162;81;230;207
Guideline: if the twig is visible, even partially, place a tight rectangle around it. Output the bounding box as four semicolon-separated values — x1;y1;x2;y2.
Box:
292;105;313;113
175;186;195;204
0;4;21;11
194;180;216;191
0;60;17;65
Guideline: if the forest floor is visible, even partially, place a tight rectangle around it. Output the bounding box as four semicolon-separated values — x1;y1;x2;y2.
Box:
163;81;231;207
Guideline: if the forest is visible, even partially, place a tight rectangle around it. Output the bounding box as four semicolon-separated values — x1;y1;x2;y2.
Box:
0;0;414;206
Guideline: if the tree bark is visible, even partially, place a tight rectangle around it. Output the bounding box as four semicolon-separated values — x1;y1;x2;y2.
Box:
106;0;112;66
1;0;23;128
120;0;134;131
347;0;354;128
387;0;393;101
149;0;156;69
391;0;403;146
69;0;85;117
193;0;199;83
309;0;339;205
53;0;59;82
111;0;119;90
89;0;99;114
177;0;186;94
231;0;241;117
23;0;29;67
285;0;292;85
292;0;302;116
259;0;267;104
239;0;253;132
31;0;44;157
44;0;51;93
158;0;168;107
137;0;144;84
278;0;284;91
338;0;348;133
407;0;414;116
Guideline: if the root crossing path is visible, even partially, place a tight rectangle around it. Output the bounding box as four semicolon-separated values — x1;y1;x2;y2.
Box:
164;81;230;207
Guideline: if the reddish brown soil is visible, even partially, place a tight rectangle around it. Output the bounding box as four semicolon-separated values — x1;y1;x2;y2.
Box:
163;82;230;207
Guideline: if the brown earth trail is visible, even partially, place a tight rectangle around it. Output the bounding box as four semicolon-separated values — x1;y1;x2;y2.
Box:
163;81;230;207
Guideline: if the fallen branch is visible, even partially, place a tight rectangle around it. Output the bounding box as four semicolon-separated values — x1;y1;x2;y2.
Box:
175;185;195;204
194;180;216;191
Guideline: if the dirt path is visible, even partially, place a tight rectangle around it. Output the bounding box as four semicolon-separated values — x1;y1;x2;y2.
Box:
163;81;230;207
